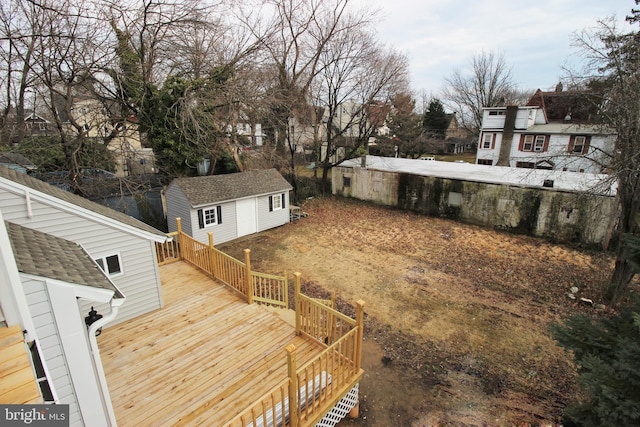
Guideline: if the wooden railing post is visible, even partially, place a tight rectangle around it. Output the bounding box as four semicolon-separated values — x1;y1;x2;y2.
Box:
286;344;298;427
208;232;216;278
294;272;302;335
176;217;183;260
244;249;252;303
283;270;289;309
355;300;365;372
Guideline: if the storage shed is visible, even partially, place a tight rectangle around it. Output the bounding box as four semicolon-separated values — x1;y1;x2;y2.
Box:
165;169;293;244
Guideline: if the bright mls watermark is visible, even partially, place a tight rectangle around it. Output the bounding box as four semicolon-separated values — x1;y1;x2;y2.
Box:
1;405;69;426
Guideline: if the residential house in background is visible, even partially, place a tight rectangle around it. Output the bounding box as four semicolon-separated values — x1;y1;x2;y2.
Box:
165;169;292;245
0;216;124;426
24;110;52;137
57;93;157;177
444;113;472;154
475;87;615;172
0;165;168;325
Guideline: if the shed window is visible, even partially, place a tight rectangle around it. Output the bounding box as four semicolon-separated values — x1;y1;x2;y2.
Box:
198;206;222;228
269;194;286;211
95;253;122;276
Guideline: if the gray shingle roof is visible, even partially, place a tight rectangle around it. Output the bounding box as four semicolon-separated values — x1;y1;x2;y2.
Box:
0;165;166;239
6;221;123;298
170;169;292;207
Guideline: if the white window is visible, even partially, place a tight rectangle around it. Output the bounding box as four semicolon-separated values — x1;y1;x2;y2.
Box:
272;195;282;210
269;194;285;212
482;133;493;149
572;136;586;153
523;135;534;151
197;206;222;228
95;253;123;277
522;134;547;152
203;207;217;225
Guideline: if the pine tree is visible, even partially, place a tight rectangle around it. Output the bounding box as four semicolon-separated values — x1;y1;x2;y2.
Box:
551;302;640;426
422;98;449;139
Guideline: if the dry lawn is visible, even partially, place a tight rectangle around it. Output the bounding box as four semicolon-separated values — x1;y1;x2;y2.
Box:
219;196;615;426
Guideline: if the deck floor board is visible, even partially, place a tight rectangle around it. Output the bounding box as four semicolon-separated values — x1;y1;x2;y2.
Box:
99;262;324;426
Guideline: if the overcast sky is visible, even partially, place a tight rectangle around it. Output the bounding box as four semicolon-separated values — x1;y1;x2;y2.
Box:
360;0;635;96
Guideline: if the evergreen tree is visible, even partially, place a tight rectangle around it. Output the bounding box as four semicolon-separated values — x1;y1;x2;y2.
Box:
551;302;640;426
422;98;449;139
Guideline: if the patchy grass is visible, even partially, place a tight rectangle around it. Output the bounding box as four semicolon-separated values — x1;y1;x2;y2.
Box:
219;196;614;426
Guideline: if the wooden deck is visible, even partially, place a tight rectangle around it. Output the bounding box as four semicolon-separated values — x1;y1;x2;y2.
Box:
98;262;324;426
0;325;42;404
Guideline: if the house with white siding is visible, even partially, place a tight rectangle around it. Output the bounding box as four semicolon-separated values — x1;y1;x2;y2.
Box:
165;169;292;245
0;165;168;325
475;88;615;173
0;216;124;426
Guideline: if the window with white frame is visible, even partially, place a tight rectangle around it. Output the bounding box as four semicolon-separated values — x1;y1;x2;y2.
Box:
95;254;122;276
521;134;547;152
482;133;494;149
272;194;282;210
197;206;222;228
269;194;285;211
203;207;217;225
572;136;587;153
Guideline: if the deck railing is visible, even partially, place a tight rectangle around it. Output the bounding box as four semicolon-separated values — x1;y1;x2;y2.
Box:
227;274;365;427
155;218;286;306
156;231;180;265
156;218;364;426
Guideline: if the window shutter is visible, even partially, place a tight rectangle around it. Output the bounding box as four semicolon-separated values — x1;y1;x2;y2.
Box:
543;135;550;152
281;193;285;209
568;135;575;153
583;136;591;155
491;133;496;149
269;195;273;212
217;206;222;224
518;134;524;151
197;209;204;229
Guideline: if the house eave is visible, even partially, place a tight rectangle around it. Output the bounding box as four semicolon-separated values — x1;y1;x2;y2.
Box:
0;177;168;243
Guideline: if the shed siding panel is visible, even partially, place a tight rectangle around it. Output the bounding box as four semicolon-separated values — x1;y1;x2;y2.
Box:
1;189;162;325
257;192;290;232
191;202;237;245
165;184;193;236
21;277;83;426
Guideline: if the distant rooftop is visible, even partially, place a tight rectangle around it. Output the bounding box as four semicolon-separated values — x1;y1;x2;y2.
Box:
340;156;617;196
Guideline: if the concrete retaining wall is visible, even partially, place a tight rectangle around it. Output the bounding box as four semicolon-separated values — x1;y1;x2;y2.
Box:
333;165;615;246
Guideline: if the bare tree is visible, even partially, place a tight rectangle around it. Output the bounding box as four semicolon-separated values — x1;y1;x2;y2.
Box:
568;13;640;303
442;51;519;134
314;23;409;191
0;0;41;145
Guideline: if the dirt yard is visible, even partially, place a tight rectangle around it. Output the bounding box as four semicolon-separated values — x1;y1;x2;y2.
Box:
219;196;615;426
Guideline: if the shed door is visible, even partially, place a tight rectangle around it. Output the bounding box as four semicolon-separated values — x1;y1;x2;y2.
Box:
236;198;257;237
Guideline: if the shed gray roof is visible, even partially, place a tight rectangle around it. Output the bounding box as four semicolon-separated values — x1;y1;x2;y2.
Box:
0;165;166;240
170;169;292;207
6;221;123;298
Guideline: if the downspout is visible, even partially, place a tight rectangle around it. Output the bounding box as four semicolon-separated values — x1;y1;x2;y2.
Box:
87;298;124;427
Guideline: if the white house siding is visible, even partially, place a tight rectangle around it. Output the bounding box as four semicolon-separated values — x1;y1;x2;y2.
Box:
165;184;194;236
191;201;238;245
22;277;83;427
507;133;612;174
257;193;290;232
0;190;162;326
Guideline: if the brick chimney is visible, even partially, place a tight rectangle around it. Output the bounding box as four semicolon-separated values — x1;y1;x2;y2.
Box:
496;105;518;166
